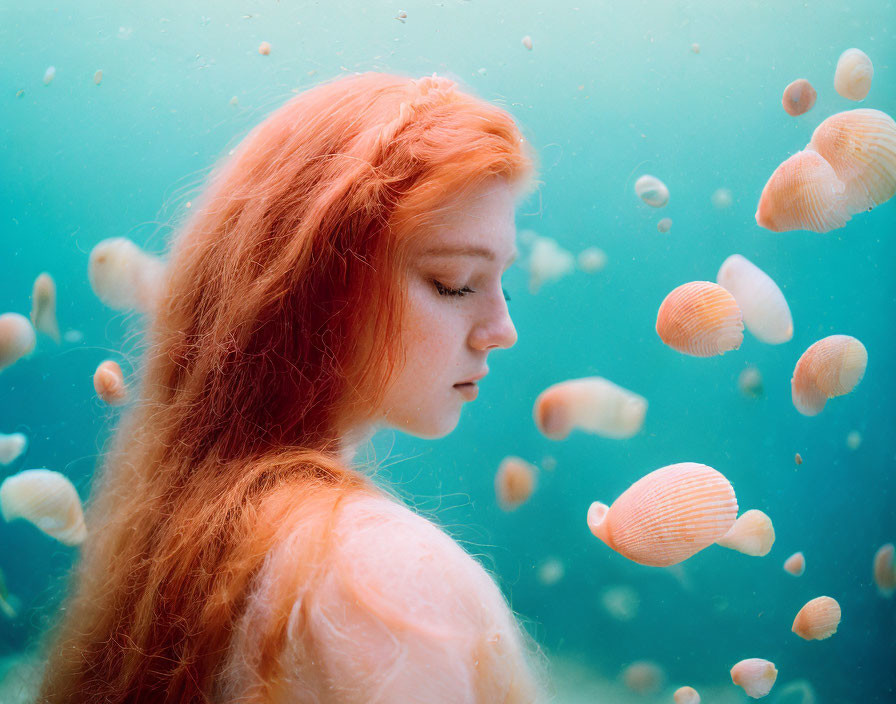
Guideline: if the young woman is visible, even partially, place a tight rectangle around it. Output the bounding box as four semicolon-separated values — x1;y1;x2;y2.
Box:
37;72;545;703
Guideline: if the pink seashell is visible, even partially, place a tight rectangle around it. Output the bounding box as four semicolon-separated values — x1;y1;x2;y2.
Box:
716;509;775;557
782;78;816;117
656;281;744;357
731;658;777;698
494;456;536;511
673;685;701;704
791;335;867;416
587;462;737;567
783;551;806;577
0;313;36;371
755;149;851;233
873;543;895;596
808;108;896;214
93;360;128;406
622;660;664;694
792;596;841;640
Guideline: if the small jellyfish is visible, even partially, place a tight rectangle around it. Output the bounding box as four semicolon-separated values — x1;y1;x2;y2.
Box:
527;235;574;293
258;41;271;55
0;469;87;546
674;686;701;704
622;661;664;695
716;509;775;557
0;313;37;372
782;79;816;117
521;35;533;50
0;433;28;466
656;217;672;233
533;376;647;440
872;543;895;596
739;366;764;398
791;335;867;416
93;69;103;85
792;596;841;640
495;456;536;510
577;246;607;273
717;254;792;344
587;462;737;567
43;66;56;85
846;430;862;450
656;281;744;357
88;237;166;313
600;584;639;621
93;360;128;406
784;551;806;577
834;48;873;101
731;658;777;698
711;187;733;209
634;174;670;207
535;557;565;586
30;272;61;343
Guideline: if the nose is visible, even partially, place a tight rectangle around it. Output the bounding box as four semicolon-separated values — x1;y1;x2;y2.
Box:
469;298;518;352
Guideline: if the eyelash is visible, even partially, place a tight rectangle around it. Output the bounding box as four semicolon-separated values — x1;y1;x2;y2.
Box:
433;280;511;302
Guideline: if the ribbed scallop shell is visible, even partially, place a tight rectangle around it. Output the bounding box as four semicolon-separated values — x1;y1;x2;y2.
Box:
587;462;738;567
673;686;701;704
834;48;873;101
791;335;867;416
533;377;647;440
783;551;806;577
656;281;744;357
873;543;895;596
717;255;793;344
731;658;778;698
782;79;816;117
755;149;851;233
808;109;896;214
716;509;775;557
635;174;669;207
494;456;536;511
792;596;841;640
0;469;87;546
0;313;36;371
93;360;128;406
30;273;60;343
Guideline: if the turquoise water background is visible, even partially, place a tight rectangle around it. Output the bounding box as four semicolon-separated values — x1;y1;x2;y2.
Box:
2;1;894;700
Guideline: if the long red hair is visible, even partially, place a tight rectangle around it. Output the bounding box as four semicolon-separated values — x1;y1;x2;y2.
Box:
36;72;536;702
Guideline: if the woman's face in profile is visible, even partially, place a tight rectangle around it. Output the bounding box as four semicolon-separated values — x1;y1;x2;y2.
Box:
377;177;520;438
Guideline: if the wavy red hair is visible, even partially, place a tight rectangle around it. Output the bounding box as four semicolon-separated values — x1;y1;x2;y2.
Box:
36;72;536;702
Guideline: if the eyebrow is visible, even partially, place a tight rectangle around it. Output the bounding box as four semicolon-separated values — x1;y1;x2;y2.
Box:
420;245;518;266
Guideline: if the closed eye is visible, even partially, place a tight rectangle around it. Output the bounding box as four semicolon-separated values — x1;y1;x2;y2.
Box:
433;280;511;301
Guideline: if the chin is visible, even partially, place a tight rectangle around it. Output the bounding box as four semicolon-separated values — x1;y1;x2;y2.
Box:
394;410;461;440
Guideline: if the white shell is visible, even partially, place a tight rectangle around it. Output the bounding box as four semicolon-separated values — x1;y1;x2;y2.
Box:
577;246;607;273
716;509;775;556
30;272;61;343
0;469;87;546
533;376;647;440
635;175;670;208
88;237;166;313
731;658;777;698
527;235;574;293
717;255;793;344
0;433;28;466
834;48;873;101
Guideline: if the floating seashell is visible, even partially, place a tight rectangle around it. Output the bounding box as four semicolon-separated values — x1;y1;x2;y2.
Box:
834;48;873;101
622;661;664;695
0;469;87;546
690;43;700;54
94;69;103;85
494;456;536;510
535;557;565;586
577;246;607;273
873;543;895;596
0;313;36;372
782;79;817;116
791;335;867;416
674;685;701;704
808;109;896;215
527;235;574;293
587;462;737;567
93;360;128;405
601;584;639;621
657;217;672;233
792;596;841;640
88;237;166;313
43;66;56;85
846;430;862;449
0;433;28;466
258;41;271;55
717;255;792;344
731;658;778;698
717;509;775;557
635;175;669;207
755;149;851;233
656;281;743;357
533;376;647;440
711;187;733;209
522;35;533;50
794;452;803;465
739;366;764;398
783;551;806;576
30;272;60;343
